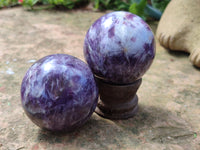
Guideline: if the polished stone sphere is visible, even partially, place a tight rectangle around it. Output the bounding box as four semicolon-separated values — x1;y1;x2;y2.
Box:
84;11;155;84
21;54;98;132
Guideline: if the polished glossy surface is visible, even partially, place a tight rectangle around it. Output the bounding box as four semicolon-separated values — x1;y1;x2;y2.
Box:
21;54;98;132
84;11;155;84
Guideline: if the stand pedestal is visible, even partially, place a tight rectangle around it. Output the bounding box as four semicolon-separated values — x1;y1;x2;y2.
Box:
95;77;142;120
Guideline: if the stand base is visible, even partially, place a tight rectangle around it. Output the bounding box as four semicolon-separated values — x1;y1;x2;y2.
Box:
94;77;142;120
95;95;139;120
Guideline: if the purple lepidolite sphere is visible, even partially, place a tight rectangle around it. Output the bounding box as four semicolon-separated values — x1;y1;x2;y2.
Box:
21;54;98;132
84;11;155;84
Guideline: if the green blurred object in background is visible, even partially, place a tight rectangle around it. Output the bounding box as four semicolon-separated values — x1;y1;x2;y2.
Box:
0;0;18;8
0;0;170;20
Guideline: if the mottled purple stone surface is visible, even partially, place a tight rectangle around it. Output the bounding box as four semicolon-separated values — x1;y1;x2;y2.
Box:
21;54;98;132
84;11;156;84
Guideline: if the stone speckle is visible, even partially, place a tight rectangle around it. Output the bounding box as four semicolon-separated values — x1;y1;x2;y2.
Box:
108;26;115;38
